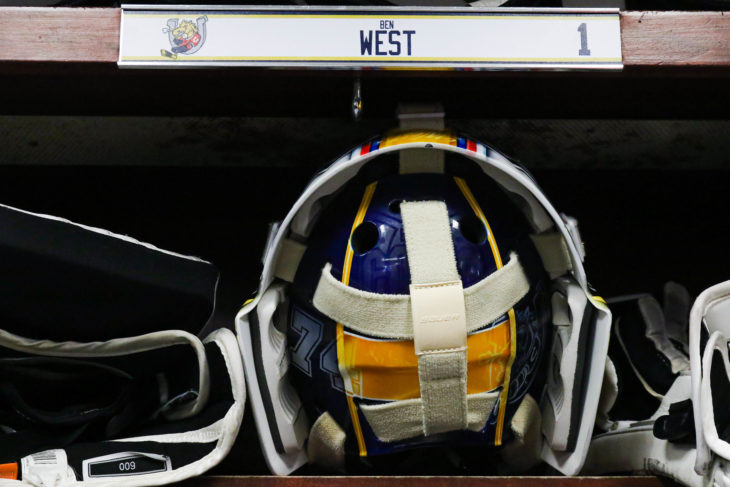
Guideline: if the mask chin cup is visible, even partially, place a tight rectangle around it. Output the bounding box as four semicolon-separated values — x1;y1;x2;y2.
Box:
236;284;308;475
690;280;730;476
240;276;611;476
235;130;612;475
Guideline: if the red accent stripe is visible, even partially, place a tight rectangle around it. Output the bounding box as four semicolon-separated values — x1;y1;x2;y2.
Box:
467;140;477;152
360;144;371;156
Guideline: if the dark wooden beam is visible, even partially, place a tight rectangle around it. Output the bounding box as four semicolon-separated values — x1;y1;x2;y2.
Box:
176;477;668;487
621;11;730;67
0;7;119;62
1;8;729;68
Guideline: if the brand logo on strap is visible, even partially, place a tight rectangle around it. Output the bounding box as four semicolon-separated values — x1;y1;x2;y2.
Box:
420;313;461;324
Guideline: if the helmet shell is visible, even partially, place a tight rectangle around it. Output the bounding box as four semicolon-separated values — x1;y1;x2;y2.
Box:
288;166;551;462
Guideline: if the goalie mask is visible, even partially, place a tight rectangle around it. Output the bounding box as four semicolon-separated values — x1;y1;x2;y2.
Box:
237;130;611;475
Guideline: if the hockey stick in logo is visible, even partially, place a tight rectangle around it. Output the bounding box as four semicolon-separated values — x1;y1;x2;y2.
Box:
161;16;208;58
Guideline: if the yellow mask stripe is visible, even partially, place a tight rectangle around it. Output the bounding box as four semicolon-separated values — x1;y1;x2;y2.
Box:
453;176;515;445
336;181;377;457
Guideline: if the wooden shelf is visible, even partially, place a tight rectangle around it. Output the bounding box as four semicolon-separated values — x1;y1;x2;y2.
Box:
176;477;668;487
0;7;728;117
0;7;118;63
620;11;730;68
0;8;729;68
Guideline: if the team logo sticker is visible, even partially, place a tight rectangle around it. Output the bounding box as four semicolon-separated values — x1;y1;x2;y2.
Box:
161;16;208;59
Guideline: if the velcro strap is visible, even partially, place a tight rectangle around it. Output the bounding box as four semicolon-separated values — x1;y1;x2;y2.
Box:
274;238;307;283
312;252;529;340
499;394;543;471
399;149;445;174
530;232;573;279
417;350;468;434
400;201;460;284
307;412;346;471
359;391;499;443
400;201;467;435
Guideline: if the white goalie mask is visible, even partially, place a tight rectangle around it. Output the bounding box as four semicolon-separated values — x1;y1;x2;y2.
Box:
235;130;611;475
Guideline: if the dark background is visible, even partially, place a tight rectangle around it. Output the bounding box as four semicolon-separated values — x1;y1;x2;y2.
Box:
1;166;726;308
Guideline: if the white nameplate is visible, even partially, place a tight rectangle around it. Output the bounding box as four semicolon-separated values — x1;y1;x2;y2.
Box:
119;6;622;70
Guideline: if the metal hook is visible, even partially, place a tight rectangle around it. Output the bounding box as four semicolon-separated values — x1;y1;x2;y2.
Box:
352;78;363;121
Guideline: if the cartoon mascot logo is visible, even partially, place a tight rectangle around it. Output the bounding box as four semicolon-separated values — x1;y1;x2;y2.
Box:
161;15;208;59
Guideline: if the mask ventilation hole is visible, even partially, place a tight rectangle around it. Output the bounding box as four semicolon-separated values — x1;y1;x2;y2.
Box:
350;222;379;254
388;200;402;214
458;215;487;244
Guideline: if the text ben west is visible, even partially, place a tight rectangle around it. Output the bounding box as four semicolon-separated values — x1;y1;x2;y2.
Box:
360;21;416;56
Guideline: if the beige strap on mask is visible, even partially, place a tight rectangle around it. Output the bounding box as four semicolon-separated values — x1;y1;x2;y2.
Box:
307;412;346;471
359;391;499;442
274;238;307;283
312;253;527;339
400;200;468;435
530;232;573;279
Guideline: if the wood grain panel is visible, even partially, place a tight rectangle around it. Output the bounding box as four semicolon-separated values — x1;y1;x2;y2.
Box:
0;7;119;62
621;11;730;67
1;9;730;68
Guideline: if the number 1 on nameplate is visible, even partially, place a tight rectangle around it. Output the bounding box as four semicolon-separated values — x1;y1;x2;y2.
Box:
577;22;591;56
